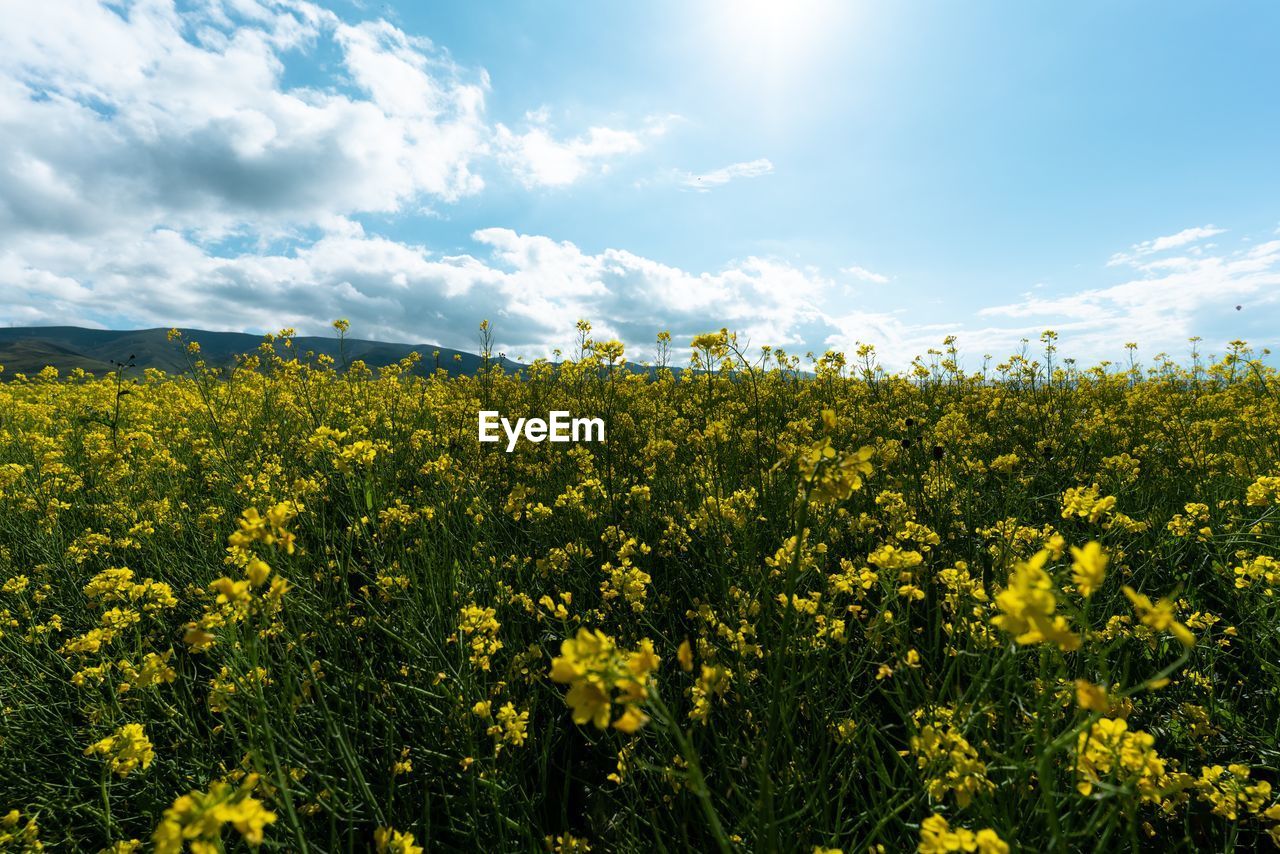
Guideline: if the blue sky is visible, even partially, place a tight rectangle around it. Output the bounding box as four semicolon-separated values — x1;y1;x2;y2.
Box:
1;0;1277;365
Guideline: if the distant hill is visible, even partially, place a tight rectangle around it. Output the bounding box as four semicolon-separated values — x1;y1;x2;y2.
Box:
0;326;512;379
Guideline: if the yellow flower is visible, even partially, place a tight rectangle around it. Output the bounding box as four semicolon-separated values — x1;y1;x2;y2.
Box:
918;814;1008;853
458;603;503;670
0;808;43;850
612;705;649;734
1074;679;1110;713
546;833;593;853
117;650;177;693
799;427;875;504
84;723;154;777
549;628;659;732
374;827;424;854
2;575;29;595
495;702;529;746
909;708;995;807
245;557;271;588
991;549;1081;652
101;842;142;853
1123;586;1195;648
1061;484;1116;523
1194;764;1273;821
689;663;732;724
182;625;216;652
152;774;277;853
1245;475;1280;507
677;638;694;672
1070;541;1107;598
1074;718;1175;803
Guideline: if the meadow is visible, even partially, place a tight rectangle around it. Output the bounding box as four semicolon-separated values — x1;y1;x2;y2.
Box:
1;323;1279;852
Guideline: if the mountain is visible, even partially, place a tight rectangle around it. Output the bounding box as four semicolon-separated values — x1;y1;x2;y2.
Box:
0;326;511;379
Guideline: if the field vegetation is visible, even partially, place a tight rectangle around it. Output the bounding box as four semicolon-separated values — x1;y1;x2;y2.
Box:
1;323;1279;852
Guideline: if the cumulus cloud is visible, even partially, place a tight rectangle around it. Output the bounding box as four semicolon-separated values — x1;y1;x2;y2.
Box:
0;1;808;362
0;0;655;244
495;112;671;188
0;0;494;241
678;158;774;191
0;217;836;359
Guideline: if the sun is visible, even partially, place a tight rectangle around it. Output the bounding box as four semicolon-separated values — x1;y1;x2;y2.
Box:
706;0;846;79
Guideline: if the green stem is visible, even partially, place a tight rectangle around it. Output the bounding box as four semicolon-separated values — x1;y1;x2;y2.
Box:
100;769;114;836
650;693;733;854
1036;647;1066;852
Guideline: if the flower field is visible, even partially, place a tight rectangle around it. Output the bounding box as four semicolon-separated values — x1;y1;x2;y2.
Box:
2;326;1279;852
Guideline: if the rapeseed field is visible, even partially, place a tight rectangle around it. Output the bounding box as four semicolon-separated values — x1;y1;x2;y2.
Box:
1;324;1279;852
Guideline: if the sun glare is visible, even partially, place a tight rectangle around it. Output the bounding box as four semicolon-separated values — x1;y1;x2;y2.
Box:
707;0;847;82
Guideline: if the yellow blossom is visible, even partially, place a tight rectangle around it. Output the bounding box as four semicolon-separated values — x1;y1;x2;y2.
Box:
991;549;1081;651
1070;541;1107;598
1123;586;1196;648
84;723;154;777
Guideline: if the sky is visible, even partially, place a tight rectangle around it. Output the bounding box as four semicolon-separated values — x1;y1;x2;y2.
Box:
1;0;1278;367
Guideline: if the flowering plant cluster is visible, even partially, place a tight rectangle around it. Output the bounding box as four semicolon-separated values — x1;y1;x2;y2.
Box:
0;326;1277;850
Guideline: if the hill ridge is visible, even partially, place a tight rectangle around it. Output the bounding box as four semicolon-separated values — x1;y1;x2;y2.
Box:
0;325;499;378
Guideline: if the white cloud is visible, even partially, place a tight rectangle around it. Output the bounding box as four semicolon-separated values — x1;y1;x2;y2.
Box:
4;213;1276;368
0;219;833;359
0;1;705;357
842;265;889;284
823;311;959;361
975;238;1280;359
495;123;644;188
678;158;774;191
0;0;493;242
819;231;1280;368
495;111;676;188
0;0;655;246
1107;225;1226;267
